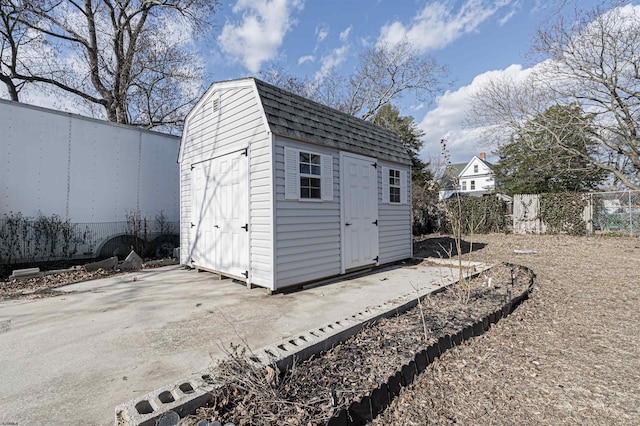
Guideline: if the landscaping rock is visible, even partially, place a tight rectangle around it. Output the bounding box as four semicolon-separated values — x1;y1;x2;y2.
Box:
84;257;118;273
9;268;43;281
120;251;143;271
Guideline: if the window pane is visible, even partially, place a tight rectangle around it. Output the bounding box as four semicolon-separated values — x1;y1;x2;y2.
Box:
309;177;321;188
310;154;320;164
300;152;309;163
390;187;401;203
300;163;310;174
310;165;321;175
301;187;310;198
310;188;321;199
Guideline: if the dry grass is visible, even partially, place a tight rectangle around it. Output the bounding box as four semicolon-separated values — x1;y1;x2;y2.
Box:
375;233;640;425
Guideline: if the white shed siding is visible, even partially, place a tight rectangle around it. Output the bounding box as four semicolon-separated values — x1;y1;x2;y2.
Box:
179;85;273;288
273;137;341;288
378;160;412;264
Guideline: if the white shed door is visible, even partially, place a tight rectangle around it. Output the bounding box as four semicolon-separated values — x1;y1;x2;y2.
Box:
191;151;249;279
191;161;216;270
341;153;379;270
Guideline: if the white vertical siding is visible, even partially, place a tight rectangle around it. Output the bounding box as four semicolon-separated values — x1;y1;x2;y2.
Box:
179;84;273;288
273;137;341;288
377;160;412;263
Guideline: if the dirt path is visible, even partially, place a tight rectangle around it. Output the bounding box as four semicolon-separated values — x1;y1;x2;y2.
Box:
375;234;640;425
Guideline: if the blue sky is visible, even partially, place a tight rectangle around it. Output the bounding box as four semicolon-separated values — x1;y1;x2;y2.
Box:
206;0;608;164
5;0;613;164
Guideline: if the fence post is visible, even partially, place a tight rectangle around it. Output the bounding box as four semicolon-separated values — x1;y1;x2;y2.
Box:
630;191;634;237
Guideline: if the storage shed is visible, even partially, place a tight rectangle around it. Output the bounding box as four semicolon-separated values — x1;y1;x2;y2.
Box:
178;78;412;291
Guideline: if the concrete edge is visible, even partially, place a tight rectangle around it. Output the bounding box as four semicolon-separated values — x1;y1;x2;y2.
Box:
114;262;490;425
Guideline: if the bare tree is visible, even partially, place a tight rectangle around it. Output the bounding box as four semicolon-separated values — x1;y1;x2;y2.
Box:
346;40;449;120
261;40;449;121
471;4;640;190
0;0;219;131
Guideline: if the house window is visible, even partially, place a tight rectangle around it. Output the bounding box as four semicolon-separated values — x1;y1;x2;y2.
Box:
389;169;401;203
473;164;478;173
461;181;467;191
299;151;321;199
470;180;476;190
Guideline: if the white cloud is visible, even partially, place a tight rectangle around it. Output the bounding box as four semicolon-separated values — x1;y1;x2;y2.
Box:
218;0;304;73
297;54;315;65
339;26;352;42
315;44;349;81
378;0;512;52
498;8;517;26
418;64;530;164
315;24;329;42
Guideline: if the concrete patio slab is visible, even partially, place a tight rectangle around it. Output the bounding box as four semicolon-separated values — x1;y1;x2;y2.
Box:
0;261;475;425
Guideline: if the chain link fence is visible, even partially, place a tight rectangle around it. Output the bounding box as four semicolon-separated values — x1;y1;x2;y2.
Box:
590;190;640;236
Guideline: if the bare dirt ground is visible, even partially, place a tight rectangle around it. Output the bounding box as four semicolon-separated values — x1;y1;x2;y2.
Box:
3;234;638;425
375;233;640;425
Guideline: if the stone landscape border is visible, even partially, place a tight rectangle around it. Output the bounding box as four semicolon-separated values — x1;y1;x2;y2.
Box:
115;260;535;426
325;262;535;426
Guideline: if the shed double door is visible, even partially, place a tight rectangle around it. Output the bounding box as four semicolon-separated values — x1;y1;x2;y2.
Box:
341;152;379;270
191;151;248;279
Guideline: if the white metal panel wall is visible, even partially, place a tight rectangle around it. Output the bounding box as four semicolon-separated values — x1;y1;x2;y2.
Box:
178;84;273;288
273;137;341;289
0;100;179;223
138;131;180;222
377;160;412;264
1;103;69;217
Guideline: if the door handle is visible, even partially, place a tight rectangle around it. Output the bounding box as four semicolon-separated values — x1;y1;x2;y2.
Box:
214;225;219;228
345;222;352;226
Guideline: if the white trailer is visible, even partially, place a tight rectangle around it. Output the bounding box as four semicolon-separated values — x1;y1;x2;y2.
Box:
0;99;180;264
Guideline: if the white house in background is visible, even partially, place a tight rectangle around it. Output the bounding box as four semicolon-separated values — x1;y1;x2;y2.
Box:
178;77;413;292
439;152;495;200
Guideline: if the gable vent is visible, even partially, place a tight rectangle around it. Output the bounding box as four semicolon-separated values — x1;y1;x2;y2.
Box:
211;97;220;113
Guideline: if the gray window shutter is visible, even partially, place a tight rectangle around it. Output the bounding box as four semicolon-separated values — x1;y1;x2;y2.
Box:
284;147;298;199
400;170;408;205
382;166;390;204
321;154;333;201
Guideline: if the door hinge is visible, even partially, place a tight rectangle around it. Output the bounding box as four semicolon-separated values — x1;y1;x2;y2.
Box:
242;270;249;278
373;256;379;263
372;219;378;226
191;222;195;228
241;147;248;156
191;164;195;170
241;224;249;231
372;163;378;168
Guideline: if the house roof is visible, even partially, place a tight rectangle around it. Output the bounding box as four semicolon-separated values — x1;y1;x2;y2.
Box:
439;163;466;190
252;78;411;165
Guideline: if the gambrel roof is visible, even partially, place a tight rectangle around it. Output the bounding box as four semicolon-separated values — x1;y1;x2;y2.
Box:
253;78;411;165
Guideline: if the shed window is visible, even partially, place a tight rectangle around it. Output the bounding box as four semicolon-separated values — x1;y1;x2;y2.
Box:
389;169;401;203
284;147;333;201
461;181;467;191
473;164;478;173
300;151;321;199
382;166;407;204
470;180;476;190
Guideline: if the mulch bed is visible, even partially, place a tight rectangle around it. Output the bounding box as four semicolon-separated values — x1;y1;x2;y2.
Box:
0;268;120;300
186;262;533;425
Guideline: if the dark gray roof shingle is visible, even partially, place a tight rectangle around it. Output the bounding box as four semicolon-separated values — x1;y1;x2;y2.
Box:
252;78;411;165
